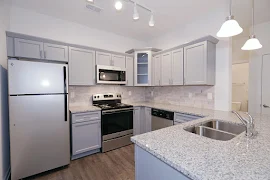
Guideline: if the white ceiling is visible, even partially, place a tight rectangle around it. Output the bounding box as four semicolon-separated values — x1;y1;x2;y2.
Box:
11;0;270;41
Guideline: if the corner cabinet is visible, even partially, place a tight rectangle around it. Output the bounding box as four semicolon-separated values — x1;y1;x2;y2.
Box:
184;41;216;85
134;51;153;86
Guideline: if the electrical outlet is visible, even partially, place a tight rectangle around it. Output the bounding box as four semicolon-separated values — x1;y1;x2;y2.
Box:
151;91;154;97
188;93;193;98
128;91;132;96
207;93;213;100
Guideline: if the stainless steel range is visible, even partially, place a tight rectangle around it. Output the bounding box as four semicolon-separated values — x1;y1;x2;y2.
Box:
93;93;133;152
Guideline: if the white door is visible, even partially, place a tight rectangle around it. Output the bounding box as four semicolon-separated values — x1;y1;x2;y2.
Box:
72;120;101;155
126;56;134;86
14;38;44;59
44;43;68;62
184;42;207;85
153;55;161;86
96;51;112;66
161;52;172;86
112;54;126;68
172;48;184;85
262;54;270;115
8;60;68;94
69;47;95;85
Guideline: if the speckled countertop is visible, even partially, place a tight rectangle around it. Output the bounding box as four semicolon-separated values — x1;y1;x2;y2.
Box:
69;104;101;113
130;102;270;180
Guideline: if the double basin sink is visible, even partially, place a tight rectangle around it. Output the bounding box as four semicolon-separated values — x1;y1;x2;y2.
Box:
184;120;246;141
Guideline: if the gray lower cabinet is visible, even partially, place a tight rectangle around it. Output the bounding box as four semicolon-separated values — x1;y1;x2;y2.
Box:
71;111;101;159
133;107;141;135
145;107;152;133
134;107;152;135
69;47;96;85
44;43;68;62
14;38;44;59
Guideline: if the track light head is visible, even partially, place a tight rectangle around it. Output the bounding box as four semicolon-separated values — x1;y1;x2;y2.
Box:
149;13;155;27
133;3;139;20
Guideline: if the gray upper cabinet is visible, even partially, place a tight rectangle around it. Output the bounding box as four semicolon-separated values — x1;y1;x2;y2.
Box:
161;52;172;86
96;51;112;66
126;56;134;86
112;54;126;68
69;47;95;86
44;43;68;62
184;41;216;85
72;120;101;155
14;38;44;59
153;55;161;86
171;48;184;85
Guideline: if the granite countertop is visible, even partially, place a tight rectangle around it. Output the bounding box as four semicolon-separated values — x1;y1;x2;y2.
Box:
130;102;270;180
69;104;101;113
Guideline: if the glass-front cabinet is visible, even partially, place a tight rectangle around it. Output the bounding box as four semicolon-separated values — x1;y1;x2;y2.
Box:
134;51;153;86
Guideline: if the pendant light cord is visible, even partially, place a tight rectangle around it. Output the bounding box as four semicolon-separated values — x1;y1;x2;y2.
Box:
230;0;232;15
252;0;255;34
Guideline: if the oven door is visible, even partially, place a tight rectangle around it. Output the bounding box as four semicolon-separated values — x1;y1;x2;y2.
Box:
97;65;126;84
102;108;133;140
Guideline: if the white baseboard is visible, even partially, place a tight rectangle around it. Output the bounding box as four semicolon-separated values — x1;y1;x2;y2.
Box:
4;167;10;180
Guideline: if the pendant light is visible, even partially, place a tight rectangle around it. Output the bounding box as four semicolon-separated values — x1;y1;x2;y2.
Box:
217;0;243;37
133;2;139;20
241;0;262;50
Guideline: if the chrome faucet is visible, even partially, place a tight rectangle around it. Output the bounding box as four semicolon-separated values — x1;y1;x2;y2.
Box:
232;111;255;137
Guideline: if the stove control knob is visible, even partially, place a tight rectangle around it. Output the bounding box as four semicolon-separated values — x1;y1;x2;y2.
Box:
94;96;96;98
97;96;100;98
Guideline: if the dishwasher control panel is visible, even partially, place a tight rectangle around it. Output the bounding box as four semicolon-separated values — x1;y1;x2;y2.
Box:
151;108;174;120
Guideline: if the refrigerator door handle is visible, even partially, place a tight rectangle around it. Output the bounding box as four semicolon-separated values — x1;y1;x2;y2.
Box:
63;66;68;122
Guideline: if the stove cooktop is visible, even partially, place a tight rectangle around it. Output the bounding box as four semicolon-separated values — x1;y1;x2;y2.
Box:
94;103;133;110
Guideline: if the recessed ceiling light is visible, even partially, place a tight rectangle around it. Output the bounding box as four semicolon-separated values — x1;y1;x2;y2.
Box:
115;0;123;11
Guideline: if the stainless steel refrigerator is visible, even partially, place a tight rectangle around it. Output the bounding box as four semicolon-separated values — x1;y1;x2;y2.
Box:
8;59;70;180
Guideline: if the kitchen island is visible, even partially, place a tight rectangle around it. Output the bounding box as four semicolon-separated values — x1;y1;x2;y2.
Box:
131;104;270;180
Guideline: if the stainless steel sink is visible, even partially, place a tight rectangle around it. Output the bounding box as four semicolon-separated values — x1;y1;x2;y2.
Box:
184;120;246;141
201;120;246;135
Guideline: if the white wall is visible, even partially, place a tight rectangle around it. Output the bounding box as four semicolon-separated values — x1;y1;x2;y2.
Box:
9;7;147;53
148;4;232;111
0;0;11;179
249;21;270;114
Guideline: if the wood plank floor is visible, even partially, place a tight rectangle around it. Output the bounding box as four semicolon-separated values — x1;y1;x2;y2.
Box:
26;145;135;180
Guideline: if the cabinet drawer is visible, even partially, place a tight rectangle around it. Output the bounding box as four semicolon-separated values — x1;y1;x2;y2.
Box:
72;111;101;124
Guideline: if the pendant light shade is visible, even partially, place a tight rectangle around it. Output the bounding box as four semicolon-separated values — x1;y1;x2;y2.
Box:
241;35;262;50
216;0;243;37
217;16;243;37
149;13;155;27
241;0;262;50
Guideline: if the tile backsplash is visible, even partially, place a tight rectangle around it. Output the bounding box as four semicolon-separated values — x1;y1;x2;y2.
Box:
69;85;215;110
145;86;215;109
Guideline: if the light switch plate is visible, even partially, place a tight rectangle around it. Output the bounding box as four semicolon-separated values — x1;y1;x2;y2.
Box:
189;93;193;98
128;91;132;96
207;93;213;100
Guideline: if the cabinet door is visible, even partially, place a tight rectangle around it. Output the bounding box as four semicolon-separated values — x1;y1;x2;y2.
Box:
112;54;126;68
96;51;112;66
126;56;134;86
153;55;161;86
140;107;146;134
161;52;172;86
14;38;43;59
172;48;184;85
72;120;101;155
44;43;68;62
134;51;152;86
184;42;207;85
69;47;95;85
145;107;152;133
133;107;141;135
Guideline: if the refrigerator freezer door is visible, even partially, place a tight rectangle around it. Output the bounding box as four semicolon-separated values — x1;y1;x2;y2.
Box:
9;95;70;180
8;60;68;95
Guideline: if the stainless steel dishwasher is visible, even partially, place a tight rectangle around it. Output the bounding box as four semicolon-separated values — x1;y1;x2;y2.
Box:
151;108;174;131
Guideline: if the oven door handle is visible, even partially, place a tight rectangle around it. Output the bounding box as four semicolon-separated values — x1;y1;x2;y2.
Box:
102;108;133;115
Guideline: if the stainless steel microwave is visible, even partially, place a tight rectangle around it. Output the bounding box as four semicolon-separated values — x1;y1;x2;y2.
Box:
96;65;127;85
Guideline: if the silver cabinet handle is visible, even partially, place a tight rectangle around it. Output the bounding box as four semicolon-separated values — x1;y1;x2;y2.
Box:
263;104;270;108
159;80;160;86
40;50;43;59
